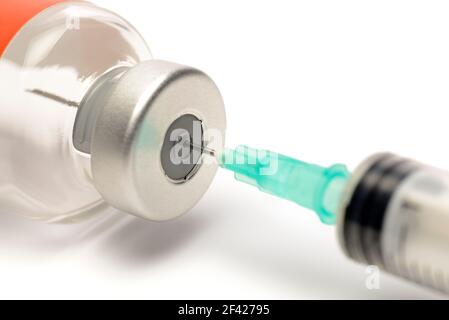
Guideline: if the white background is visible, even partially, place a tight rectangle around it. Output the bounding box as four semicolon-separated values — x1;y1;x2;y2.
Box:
1;0;449;299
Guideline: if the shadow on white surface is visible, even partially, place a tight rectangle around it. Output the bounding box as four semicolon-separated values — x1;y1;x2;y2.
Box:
0;207;208;261
0;189;444;300
93;212;211;266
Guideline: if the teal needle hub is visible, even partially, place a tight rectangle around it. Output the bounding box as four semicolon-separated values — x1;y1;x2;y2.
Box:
219;146;350;225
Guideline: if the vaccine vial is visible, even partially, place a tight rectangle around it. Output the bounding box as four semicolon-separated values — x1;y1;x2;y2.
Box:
0;0;227;222
338;153;449;293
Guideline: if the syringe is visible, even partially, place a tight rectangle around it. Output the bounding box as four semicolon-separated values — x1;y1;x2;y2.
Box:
220;146;449;294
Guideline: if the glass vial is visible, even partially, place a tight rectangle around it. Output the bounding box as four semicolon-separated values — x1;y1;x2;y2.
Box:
0;0;226;222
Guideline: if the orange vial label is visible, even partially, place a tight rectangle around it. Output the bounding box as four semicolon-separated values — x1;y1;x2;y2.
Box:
0;0;67;56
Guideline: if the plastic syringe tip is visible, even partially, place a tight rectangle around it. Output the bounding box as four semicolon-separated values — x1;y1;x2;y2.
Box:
219;146;350;225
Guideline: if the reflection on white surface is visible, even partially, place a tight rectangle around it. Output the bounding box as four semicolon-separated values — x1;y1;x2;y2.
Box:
0;173;442;299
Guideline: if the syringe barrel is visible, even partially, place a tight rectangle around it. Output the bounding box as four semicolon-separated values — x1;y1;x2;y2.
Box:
338;153;449;293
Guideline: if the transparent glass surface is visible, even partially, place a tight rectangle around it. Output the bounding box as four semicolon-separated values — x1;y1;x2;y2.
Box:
0;2;152;222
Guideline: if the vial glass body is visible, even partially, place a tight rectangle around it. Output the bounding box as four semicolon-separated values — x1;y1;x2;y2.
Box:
0;2;152;222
